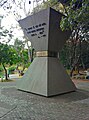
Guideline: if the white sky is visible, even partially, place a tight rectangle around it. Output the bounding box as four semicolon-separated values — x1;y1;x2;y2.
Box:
0;9;22;45
0;12;24;45
0;0;43;45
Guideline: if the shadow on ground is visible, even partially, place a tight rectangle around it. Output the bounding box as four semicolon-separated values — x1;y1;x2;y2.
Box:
1;86;89;104
51;89;89;103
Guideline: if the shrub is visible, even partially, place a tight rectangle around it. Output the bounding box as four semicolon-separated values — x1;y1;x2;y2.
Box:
8;66;16;74
25;62;31;68
0;66;3;72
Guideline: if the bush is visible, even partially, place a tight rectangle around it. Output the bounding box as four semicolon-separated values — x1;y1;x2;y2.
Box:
25;62;31;68
8;66;16;74
0;66;3;72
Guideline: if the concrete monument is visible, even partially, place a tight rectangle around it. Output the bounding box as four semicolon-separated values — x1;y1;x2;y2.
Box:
17;8;76;96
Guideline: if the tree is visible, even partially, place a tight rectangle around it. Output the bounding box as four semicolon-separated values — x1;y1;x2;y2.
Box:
14;38;29;75
0;0;31;20
0;41;29;79
60;0;89;76
1;0;36;62
0;26;13;44
0;43;14;80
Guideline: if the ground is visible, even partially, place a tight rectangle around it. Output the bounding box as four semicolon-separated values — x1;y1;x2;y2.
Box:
0;77;89;120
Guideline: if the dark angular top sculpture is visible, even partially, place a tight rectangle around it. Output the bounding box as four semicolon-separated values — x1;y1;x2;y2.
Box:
17;8;76;97
19;8;70;52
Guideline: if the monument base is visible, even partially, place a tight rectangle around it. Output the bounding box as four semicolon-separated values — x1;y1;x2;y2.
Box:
16;57;76;97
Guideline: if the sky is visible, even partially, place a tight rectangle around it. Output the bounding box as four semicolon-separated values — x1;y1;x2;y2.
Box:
0;10;24;45
0;8;23;44
0;0;43;45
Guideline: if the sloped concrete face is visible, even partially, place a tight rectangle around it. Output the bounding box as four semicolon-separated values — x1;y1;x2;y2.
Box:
17;7;76;97
17;57;48;96
48;57;76;96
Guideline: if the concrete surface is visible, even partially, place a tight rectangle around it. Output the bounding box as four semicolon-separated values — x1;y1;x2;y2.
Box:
16;57;76;96
0;79;89;120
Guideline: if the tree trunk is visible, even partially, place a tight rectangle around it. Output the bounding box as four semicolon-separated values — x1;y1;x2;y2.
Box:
70;29;80;77
2;64;8;80
25;38;34;63
16;64;20;74
26;41;31;62
16;64;25;76
20;65;25;76
70;55;80;77
70;66;75;77
30;46;34;63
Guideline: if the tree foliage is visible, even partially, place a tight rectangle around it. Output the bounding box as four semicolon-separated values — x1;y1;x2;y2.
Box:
0;42;29;79
59;0;89;76
14;38;29;75
0;0;31;20
0;43;14;79
0;26;13;44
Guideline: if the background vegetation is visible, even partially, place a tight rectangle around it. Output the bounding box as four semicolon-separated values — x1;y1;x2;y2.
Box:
0;0;89;80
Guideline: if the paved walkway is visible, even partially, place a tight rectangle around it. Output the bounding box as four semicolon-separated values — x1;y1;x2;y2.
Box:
0;79;89;120
9;74;19;79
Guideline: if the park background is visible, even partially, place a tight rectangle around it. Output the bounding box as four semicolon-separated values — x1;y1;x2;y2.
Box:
0;0;89;81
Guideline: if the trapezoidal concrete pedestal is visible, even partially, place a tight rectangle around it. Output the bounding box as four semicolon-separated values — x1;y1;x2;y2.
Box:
17;57;76;96
16;7;76;97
